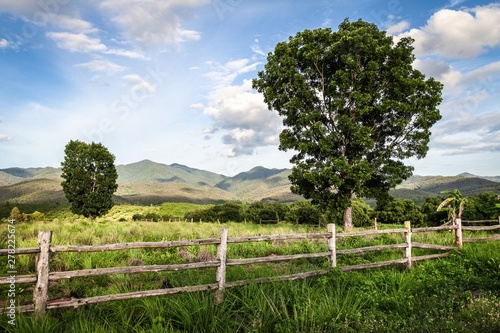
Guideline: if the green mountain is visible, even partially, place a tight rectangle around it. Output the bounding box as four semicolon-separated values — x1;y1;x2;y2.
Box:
215;167;302;202
396;175;500;196
116;160;226;186
0;161;498;206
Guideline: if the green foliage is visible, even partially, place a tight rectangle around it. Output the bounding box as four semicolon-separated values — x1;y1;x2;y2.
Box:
61;140;118;220
8;206;26;222
437;189;466;220
375;198;425;226
29;210;46;222
420;195;448;226
463;191;500;220
286;201;321;224
253;19;443;231
327;198;373;227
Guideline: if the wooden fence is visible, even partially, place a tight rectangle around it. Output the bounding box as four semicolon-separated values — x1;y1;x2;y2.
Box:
1;218;499;316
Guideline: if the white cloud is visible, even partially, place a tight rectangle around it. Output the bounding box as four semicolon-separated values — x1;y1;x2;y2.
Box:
99;0;209;47
0;39;9;48
189;103;204;109
413;58;462;88
397;4;500;59
386;20;409;35
46;31;146;60
48;14;97;33
74;59;125;73
204;58;260;88
203;79;281;157
104;48;145;59
0;134;13;142
123;74;156;95
46;32;107;52
0;0;44;17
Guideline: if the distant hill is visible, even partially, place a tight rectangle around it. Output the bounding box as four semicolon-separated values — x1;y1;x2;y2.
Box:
396;175;499;196
116;160;226;186
0;161;498;205
215;167;302;202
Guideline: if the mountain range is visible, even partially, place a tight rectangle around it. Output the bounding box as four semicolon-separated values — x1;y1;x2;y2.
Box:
0;159;498;205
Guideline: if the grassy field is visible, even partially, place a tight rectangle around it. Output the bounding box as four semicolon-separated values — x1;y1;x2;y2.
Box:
0;212;499;332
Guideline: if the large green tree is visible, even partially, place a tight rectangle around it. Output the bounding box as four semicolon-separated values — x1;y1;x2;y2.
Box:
61;140;118;221
253;19;443;231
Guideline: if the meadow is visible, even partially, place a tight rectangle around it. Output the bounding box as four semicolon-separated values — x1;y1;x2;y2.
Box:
0;204;499;332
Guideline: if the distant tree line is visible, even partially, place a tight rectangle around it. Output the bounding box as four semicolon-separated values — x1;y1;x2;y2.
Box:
2;191;498;227
181;191;499;227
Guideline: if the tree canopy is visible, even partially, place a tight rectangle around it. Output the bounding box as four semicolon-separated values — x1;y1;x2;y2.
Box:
61;140;118;221
253;19;443;230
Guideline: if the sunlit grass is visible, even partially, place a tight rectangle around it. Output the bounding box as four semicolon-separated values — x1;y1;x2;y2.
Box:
0;214;498;332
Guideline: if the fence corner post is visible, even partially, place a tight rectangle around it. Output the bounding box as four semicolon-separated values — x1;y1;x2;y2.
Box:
33;230;52;316
455;218;463;249
214;227;228;305
327;224;337;268
404;221;412;269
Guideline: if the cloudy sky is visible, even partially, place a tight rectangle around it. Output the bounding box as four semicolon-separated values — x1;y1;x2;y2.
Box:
0;0;499;176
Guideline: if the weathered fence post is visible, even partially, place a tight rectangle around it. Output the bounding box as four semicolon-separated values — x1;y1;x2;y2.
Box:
214;227;228;305
327;224;337;268
455;218;463;249
374;218;378;230
404;221;412;268
33;230;52;316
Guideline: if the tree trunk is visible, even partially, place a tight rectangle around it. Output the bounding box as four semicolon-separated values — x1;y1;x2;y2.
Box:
343;206;353;232
344;192;354;231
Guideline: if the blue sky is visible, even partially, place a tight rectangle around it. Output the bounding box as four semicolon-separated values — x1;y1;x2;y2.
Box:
0;0;499;176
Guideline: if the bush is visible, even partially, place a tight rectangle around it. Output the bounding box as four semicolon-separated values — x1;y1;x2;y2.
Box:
258;207;279;223
421;196;448;226
215;203;243;222
376;198;425;226
30;211;46;222
351;199;373;227
286;201;321;224
132;213;143;221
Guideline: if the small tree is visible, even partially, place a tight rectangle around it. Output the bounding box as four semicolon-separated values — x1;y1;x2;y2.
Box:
437;189;466;222
253;19;443;231
61;140;118;221
9;207;25;222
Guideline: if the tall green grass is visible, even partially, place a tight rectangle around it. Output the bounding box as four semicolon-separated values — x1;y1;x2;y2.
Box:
0;219;499;332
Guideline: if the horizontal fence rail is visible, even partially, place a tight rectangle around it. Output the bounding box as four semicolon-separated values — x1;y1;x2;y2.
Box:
1;218;498;315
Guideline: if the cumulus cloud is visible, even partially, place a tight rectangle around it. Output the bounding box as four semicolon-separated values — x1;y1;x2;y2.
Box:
432;100;500;155
46;31;145;59
123;74;157;95
386;20;409;35
204;58;260;88
99;0;209;47
203;79;281;157
0;0;49;17
0;1;97;33
0;39;9;48
413;58;462;88
46;32;107;52
396;4;500;59
189;103;204;109
74;59;125;73
0;134;13;142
